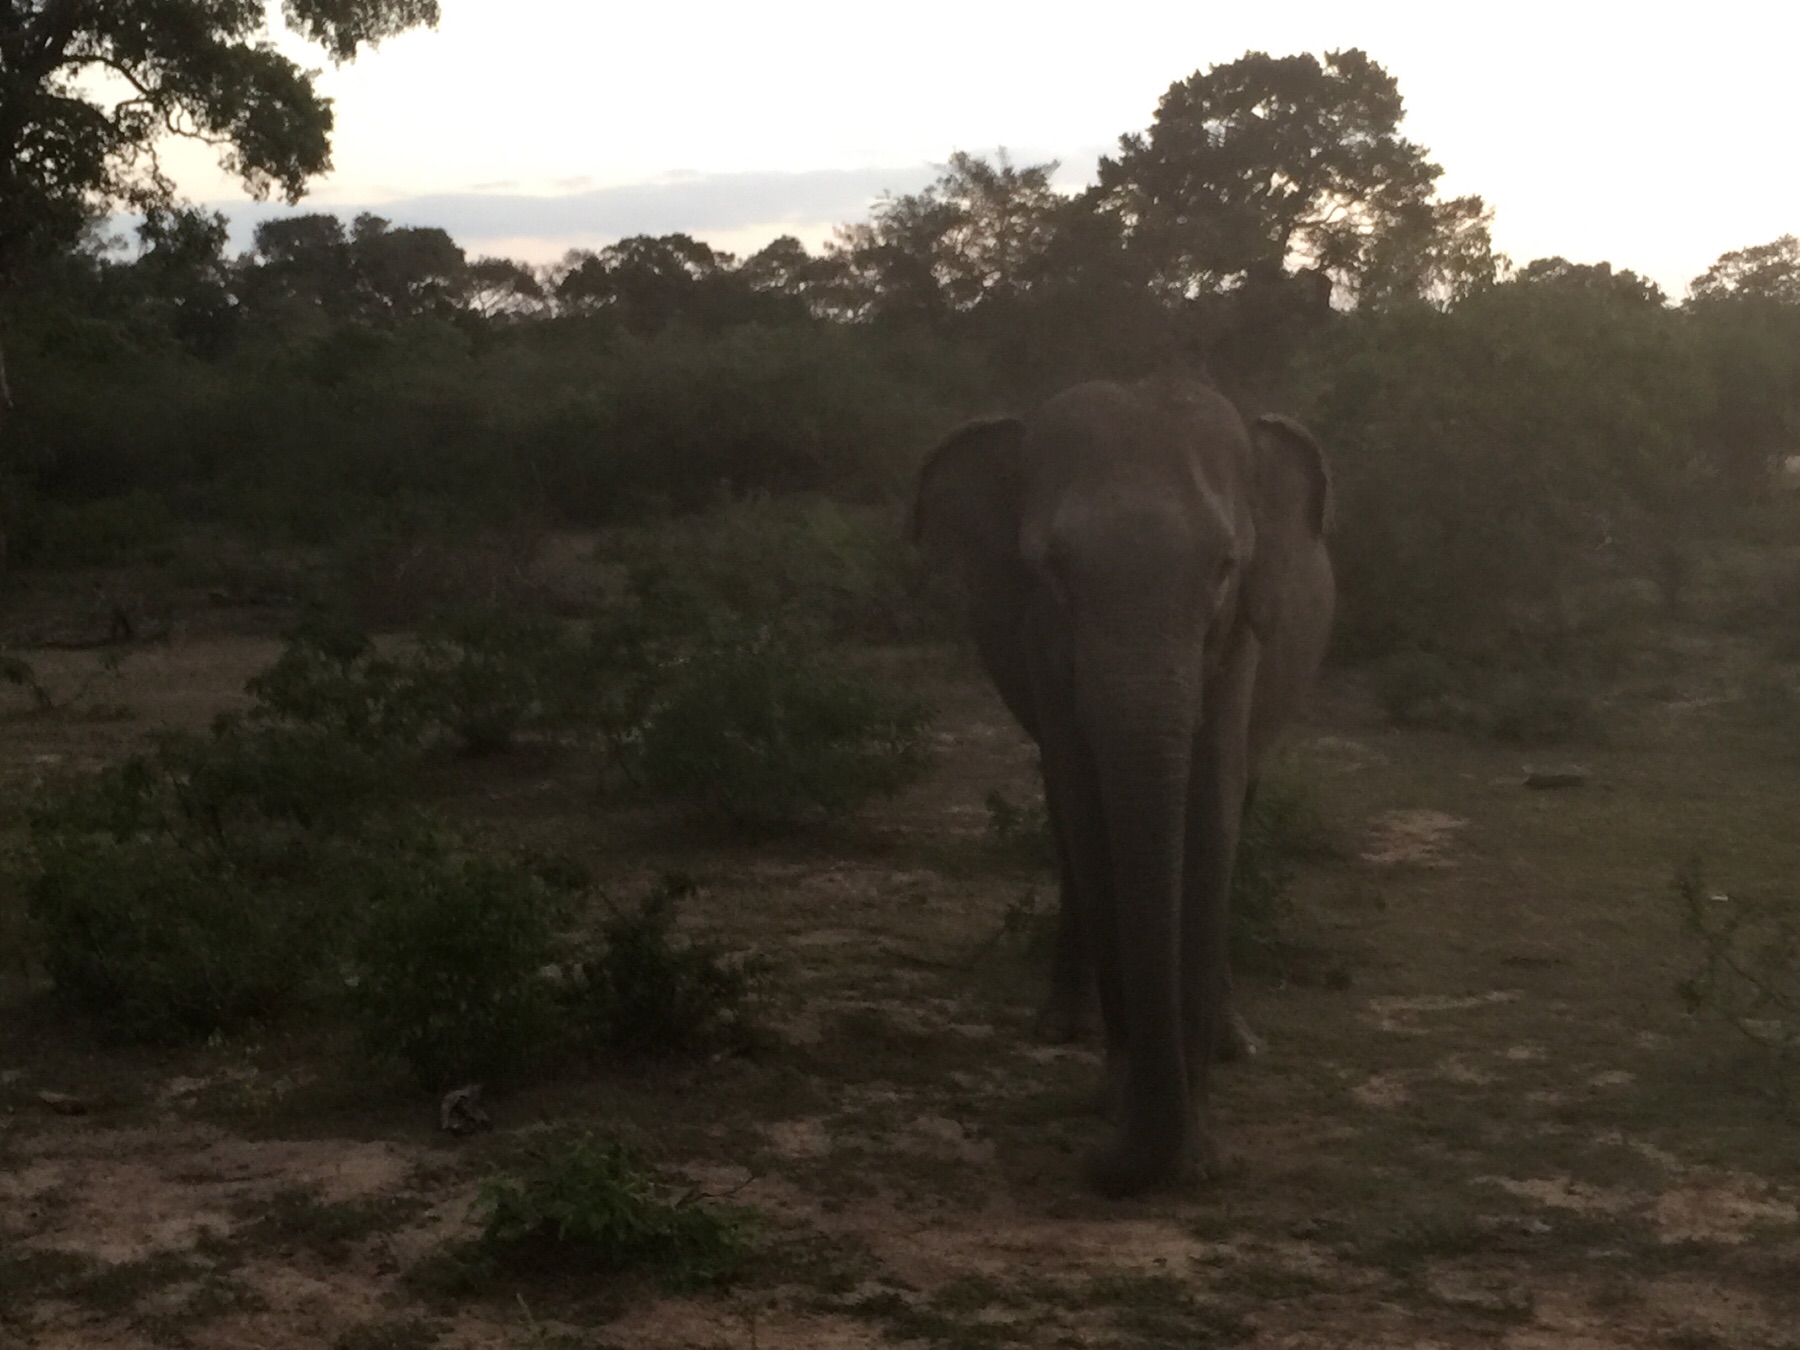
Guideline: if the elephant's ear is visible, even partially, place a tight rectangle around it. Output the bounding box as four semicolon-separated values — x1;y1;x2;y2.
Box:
910;417;1027;570
1242;414;1332;640
1251;413;1332;539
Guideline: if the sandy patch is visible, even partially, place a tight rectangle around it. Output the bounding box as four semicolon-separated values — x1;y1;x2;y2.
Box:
1360;809;1467;866
1352;1071;1412;1108
1365;990;1521;1034
1652;1173;1798;1243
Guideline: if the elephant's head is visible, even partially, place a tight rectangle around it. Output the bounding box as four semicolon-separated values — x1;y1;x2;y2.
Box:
914;388;1330;719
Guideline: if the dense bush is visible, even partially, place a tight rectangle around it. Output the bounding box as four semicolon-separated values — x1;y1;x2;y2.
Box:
1231;773;1340;973
636;622;933;827
1299;272;1711;668
1371;649;1608;746
21;722;394;1040
595;493;949;643
344;838;569;1090
567;875;767;1057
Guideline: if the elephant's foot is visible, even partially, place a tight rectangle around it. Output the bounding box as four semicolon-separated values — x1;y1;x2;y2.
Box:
1214;1007;1265;1063
1084;1129;1217;1198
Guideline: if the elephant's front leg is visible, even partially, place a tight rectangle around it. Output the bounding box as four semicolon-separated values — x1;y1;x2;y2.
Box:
1179;645;1258;1174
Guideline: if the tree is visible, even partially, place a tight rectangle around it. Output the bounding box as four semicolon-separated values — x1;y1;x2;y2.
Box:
1688;235;1800;305
1686;238;1800;489
1096;50;1490;306
0;0;438;448
461;256;545;322
125;204;238;354
555;234;732;330
823;151;1064;321
0;1;439;285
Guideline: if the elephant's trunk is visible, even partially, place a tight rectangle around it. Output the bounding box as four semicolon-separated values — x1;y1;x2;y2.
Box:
1080;661;1200;1195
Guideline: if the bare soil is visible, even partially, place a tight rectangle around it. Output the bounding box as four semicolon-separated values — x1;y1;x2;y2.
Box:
3;601;1798;1349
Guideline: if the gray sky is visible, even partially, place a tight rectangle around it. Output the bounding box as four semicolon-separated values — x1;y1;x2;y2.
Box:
165;1;1800;295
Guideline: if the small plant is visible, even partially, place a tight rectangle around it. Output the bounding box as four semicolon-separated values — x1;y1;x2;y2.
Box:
637;623;932;826
344;837;569;1091
1231;774;1338;974
984;789;1055;870
568;875;767;1057
1674;859;1799;1108
1371;649;1463;729
1372;648;1605;746
470;1134;751;1289
1;652;53;712
1482;673;1606;747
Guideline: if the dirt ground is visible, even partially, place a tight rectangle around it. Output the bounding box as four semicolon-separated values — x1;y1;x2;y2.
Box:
2;599;1798;1349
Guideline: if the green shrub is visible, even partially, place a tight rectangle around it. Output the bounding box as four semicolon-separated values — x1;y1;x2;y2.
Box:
1674;860;1799;1109
637;624;932;826
16;491;177;570
408;606;573;755
19;722;395;1040
1482;674;1607;746
1372;649;1605;746
983;788;1056;870
250;607;609;757
1371;649;1464;728
344;837;568;1091
245;612;433;748
568;875;766;1056
470;1134;750;1289
597;495;945;643
1232;774;1339;974
26;831;310;1041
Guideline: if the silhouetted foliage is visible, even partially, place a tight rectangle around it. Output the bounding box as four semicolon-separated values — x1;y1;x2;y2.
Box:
3;42;1796;719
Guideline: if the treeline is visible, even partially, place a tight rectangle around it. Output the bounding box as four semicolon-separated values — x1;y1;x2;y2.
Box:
2;49;1798;671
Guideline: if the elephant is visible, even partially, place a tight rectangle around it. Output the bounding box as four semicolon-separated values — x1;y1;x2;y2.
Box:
911;377;1334;1196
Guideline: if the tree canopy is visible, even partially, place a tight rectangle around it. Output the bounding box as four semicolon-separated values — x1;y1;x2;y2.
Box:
1093;49;1494;304
0;0;440;285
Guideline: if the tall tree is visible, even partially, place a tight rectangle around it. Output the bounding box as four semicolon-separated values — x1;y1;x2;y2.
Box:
1096;49;1488;305
0;0;438;429
0;1;439;284
824;152;1064;321
1686;237;1800;488
1688;235;1800;305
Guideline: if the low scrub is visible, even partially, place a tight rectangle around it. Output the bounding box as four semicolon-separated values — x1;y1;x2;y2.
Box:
21;722;396;1041
1675;860;1799;1109
467;1134;751;1289
635;623;932;827
1232;774;1340;974
1372;649;1606;746
596;494;947;643
566;875;768;1057
343;837;572;1091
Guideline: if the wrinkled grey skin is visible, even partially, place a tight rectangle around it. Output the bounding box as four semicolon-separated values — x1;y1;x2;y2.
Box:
912;379;1334;1196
